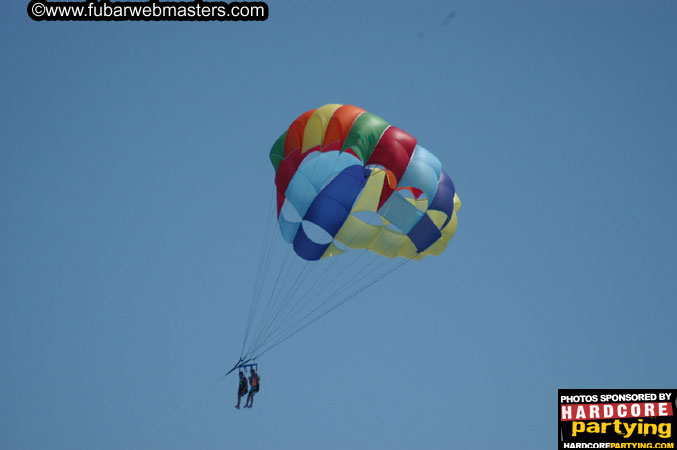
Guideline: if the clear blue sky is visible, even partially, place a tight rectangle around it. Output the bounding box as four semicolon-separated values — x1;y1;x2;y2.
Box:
2;1;676;449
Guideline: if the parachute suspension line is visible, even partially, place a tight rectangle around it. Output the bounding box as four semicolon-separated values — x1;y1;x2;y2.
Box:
246;171;417;358
252;230;418;360
250;262;332;355
258;210;398;349
245;244;294;358
240;189;277;358
247;254;340;356
258;259;313;337
239;191;273;357
246;255;303;358
248;259;317;355
251;248;372;354
272;257;336;327
251;175;373;353
244;144;335;354
249;258;334;353
268;254;412;357
253;198;284;321
252;251;416;360
247;239;308;358
255;252;399;356
245;164;381;357
242;147;363;359
272;204;387;327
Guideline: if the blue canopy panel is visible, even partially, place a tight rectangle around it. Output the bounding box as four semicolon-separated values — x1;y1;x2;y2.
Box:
407;213;442;252
284;150;362;219
428;170;456;228
278;214;300;243
293;165;370;261
397;145;442;201
377;190;441;254
377;192;424;234
279;150;361;245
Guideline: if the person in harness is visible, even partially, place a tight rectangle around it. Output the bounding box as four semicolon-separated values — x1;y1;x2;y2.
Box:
235;370;248;409
244;368;260;408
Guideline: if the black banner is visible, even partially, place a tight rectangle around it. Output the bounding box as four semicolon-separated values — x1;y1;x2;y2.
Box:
559;389;677;449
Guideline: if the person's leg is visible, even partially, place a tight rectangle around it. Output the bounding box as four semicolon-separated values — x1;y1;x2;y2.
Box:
236;393;242;408
249;392;255;408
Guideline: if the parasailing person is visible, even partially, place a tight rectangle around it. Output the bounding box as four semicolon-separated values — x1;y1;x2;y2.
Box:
244;368;260;408
235;371;248;409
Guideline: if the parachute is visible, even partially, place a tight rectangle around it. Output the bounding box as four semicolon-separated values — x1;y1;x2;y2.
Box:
130;105;461;447
232;104;461;371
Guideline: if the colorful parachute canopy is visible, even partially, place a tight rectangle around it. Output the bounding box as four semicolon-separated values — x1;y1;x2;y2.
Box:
270;104;461;261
